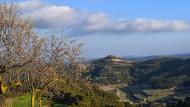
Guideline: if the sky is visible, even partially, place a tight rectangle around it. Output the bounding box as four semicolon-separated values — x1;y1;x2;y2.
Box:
19;0;190;58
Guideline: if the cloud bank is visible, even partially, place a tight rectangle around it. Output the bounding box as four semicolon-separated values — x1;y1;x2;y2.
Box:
20;0;190;36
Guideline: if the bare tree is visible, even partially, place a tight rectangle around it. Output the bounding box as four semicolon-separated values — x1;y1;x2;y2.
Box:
0;1;85;107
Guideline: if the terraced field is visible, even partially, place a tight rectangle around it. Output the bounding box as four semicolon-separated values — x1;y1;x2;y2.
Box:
119;85;190;103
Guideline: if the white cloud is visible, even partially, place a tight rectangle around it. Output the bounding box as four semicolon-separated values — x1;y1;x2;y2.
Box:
19;0;190;36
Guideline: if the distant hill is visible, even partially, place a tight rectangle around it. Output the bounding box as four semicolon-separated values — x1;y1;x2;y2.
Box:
125;53;190;62
86;55;135;84
86;55;190;88
132;58;190;88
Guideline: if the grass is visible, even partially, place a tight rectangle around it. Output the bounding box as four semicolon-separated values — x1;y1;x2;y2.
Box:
120;85;177;103
133;94;146;100
116;89;129;102
142;89;175;102
7;94;67;107
121;84;151;94
52;103;68;107
1;94;33;107
120;85;190;103
143;89;174;96
12;94;38;107
3;94;52;107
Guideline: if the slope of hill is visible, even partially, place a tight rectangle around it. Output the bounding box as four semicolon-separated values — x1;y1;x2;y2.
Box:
126;53;190;62
87;55;190;88
86;55;190;104
86;55;135;84
132;58;190;88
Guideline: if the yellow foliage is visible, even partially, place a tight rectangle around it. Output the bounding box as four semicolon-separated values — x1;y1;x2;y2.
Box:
1;83;7;94
11;81;22;87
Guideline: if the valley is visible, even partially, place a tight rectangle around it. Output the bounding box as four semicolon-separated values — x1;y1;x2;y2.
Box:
86;55;190;106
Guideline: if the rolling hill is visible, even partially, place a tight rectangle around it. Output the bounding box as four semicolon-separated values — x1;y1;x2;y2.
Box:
85;55;190;104
87;55;190;88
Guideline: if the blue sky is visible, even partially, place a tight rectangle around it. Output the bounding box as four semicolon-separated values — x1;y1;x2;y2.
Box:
49;0;190;20
20;0;190;58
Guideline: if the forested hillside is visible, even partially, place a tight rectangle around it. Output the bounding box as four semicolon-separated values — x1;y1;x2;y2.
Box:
86;55;134;84
86;55;190;106
132;58;190;88
87;55;190;88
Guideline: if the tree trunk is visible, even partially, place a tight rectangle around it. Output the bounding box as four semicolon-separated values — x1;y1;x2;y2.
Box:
38;97;42;107
31;88;35;107
31;94;35;107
